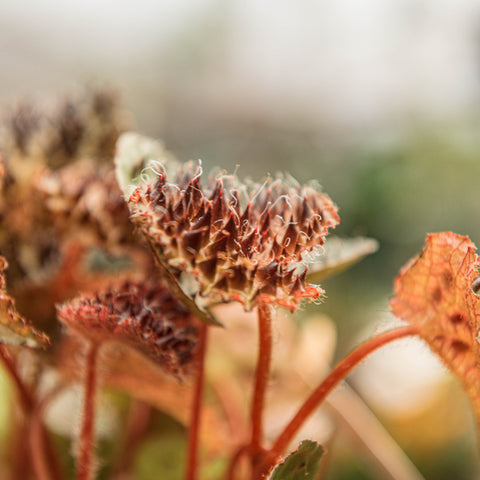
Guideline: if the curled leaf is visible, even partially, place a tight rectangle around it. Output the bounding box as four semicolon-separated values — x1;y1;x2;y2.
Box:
0;257;50;348
268;440;324;480
128;158;339;312
390;232;480;438
57;278;201;377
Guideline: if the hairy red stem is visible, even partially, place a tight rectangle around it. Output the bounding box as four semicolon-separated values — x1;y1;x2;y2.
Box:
0;346;63;480
264;325;418;472
250;303;272;452
30;414;53;480
248;302;273;477
185;322;208;480
76;342;99;480
0;346;34;480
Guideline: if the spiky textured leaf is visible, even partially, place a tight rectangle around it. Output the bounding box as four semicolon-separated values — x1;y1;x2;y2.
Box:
129;160;339;311
57;278;200;377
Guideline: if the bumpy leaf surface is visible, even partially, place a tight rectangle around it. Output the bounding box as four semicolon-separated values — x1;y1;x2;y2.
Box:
390;232;480;435
57;278;201;377
128;159;339;312
0;257;49;348
268;440;324;480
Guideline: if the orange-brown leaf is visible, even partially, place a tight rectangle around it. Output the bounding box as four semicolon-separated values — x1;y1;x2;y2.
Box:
390;232;480;435
0;257;50;348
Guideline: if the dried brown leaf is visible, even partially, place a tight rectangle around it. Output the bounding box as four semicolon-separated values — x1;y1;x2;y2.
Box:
390;232;480;438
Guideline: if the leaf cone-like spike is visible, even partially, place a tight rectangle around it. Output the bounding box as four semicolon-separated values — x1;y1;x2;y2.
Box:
152;184;167;208
206;232;229;256
256;260;279;287
183;177;202;218
227;266;248;292
279;267;296;289
210;180;224;227
173;197;184;220
197;258;218;281
181;228;208;258
282;216;298;255
260;209;271;234
272;236;284;259
238;204;251;236
191;203;212;230
240;228;258;255
299;195;312;224
223;212;238;237
260;277;277;296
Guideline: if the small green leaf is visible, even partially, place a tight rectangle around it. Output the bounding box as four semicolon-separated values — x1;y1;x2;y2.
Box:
114;131;177;198
307;236;379;283
268;440;324;480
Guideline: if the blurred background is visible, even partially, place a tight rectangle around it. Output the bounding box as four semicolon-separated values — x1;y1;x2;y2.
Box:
1;1;480;479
